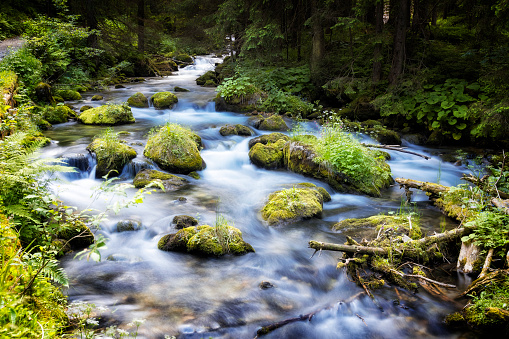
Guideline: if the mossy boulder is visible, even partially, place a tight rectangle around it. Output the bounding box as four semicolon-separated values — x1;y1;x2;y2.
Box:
251;114;289;131
43;105;75;124
35;82;54;104
127;92;149;108
53;95;64;103
282;141;393;196
56;89;82;101
57;220;94;250
175;53;193;63
249;141;285;169
196;71;217;86
144;123;204;174
116;219;143;232
78;103;135;125
248;133;289;149
174;86;189;92
219;124;252;136
87;136;137;178
91;95;103;101
158;225;254;256
133;169;188;191
173;215;198;229
261;186;326;225
151;91;178;109
80;105;92;112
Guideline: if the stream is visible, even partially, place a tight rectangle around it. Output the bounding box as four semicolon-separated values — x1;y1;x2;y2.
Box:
42;56;473;339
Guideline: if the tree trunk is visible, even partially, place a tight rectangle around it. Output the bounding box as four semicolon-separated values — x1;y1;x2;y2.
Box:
137;0;145;54
85;0;98;48
388;0;409;86
310;0;325;76
372;0;384;83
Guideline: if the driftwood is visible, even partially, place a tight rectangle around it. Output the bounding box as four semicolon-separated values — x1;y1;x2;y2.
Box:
388;269;456;288
478;248;494;279
394;177;449;197
254;297;364;338
361;144;431;160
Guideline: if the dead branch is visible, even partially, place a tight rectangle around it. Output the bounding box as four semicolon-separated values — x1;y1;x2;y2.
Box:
361;144;431;160
389;269;456;288
478;248;494;279
394;178;449;197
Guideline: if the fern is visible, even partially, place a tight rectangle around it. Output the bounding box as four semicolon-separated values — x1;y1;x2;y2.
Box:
41;259;69;287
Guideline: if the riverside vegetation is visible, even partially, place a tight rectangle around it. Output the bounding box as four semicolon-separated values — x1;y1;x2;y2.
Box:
1;0;509;337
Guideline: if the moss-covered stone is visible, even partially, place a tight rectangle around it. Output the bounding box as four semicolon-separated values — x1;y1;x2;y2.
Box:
53;95;64;103
56;89;82;101
255;115;289;131
189;171;200;179
175;53;193;63
116;219;143;232
248;133;290;149
57;220;94;250
78;103;135;125
87;136;137;178
127;92;149;108
91;95;103;101
80;105;92;112
133;169;188;191
261;187;325;225
158;224;254;257
196;71;217;86
144;123;204;174
444;312;466;328
294;182;331;202
43;105;75;124
174;86;190;92
249;142;284;169
219;124;252;136
172;215;198;229
151;91;178;109
35;82;54;104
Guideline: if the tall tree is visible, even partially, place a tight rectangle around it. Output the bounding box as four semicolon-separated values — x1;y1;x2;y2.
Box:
388;0;409;85
372;0;384;83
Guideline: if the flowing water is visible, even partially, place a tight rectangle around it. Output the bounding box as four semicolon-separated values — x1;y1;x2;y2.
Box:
43;56;473;338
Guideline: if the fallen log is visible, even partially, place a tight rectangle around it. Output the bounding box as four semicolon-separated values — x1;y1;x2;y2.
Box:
394;178;449;197
361;144;431;160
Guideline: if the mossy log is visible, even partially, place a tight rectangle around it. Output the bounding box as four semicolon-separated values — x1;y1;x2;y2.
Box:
394;177;449;198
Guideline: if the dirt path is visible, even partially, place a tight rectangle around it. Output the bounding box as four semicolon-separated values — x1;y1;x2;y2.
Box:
0;37;24;60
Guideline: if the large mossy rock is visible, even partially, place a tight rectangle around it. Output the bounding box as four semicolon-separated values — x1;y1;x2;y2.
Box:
175;53;193;63
158;225;254;256
43;105;75;124
35;82;54;104
78;103;135;125
219;124;252;136
57;220;94;250
87;136;137;178
250;114;289;131
127;92;149;108
144;123;204;174
261;184;328;225
196;71;218;86
332;214;421;240
248;133;290;149
173;215;198;229
116;219;143;232
282;141;392;196
248;133;290;169
151;91;178;109
56;89;82;101
133;169;188;191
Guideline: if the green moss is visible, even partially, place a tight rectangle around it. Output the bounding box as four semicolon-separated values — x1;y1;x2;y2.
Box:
174;86;190;92
53;95;64;103
144;123;204;174
219;124;252;136
249;142;284;169
248;133;289;149
333;214;421;239
158;226;198;252
133;169;188;191
151;91;178;109
78;102;135;125
34;82;54;104
196;70;217;86
87;129;137;177
444;312;466;327
0;70;17;96
261;187;324;225
176;53;193;63
91;95;103;101
57;220;94;250
173;215;198;229
42;105;74;124
127;92;149;108
55;89;82;101
189;171;200;179
258;115;289;131
80;105;92;112
116;219;143;232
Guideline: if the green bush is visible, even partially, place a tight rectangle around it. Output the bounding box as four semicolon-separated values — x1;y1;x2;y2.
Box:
0;47;43;94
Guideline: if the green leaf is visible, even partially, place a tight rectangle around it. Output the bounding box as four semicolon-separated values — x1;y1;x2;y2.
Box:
448;118;457;125
441;101;455;109
452;132;462;140
432;121;441;129
456;123;467;130
466;82;480;91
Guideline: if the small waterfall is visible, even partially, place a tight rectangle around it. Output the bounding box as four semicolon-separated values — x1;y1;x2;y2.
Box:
60;153;96;180
119;159;156;179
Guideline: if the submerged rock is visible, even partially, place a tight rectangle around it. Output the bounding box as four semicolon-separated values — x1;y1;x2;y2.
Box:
158;225;254;257
151;91;178;109
133;169;188;191
127;92;148;108
116;219;143;232
261;184;328;225
78;103;135;125
172;215;198;229
144;123;204;174
174;86;189;92
87;136;137;178
80;105;92;112
219;124;252;136
91;95;103;101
